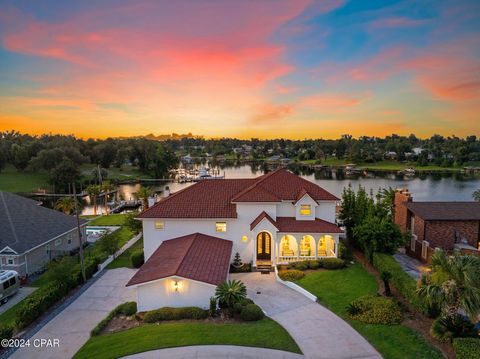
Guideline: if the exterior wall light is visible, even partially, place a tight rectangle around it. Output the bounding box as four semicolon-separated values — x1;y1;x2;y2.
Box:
173;280;179;292
241;235;248;242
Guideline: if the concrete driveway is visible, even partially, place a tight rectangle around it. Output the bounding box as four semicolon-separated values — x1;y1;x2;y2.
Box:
10;268;136;359
231;272;381;359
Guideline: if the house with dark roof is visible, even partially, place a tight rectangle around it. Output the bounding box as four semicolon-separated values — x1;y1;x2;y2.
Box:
394;189;480;262
128;168;342;311
0;192;87;276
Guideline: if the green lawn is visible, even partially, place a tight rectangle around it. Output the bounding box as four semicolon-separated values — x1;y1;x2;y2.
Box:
80;164;149;181
296;264;442;359
0;165;51;192
106;237;143;269
86;213;128;226
74;319;301;359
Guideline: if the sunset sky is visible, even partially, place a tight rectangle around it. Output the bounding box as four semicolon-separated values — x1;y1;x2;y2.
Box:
0;0;479;139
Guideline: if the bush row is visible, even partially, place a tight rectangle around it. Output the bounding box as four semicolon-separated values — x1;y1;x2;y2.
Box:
453;338;480;359
130;250;144;268
0;324;14;342
285;258;346;271
371;252;427;313
143;307;208;322
91;301;137;336
347;295;402;325
278;269;305;281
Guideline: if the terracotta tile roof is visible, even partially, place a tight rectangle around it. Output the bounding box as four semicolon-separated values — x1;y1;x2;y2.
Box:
138;168;338;219
232;168;339;202
405;202;480;221
295;188;313;204
138;179;256;218
250;211;278;230
126;233;232;287
276;217;343;233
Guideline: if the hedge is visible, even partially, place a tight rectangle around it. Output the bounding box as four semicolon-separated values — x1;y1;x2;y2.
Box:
453;338;480;359
91;302;137;336
278;269;305;281
319;258;346;269
240;304;265;321
347;295;402;325
372;252;425;312
0;324;13;342
130;250;144;268
143;307;208;322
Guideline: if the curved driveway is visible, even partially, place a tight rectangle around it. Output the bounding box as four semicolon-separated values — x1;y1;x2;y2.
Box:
231;272;381;359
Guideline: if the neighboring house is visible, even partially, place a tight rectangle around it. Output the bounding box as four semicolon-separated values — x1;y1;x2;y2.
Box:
394;189;480;262
0;192;87;277
127;168;342;311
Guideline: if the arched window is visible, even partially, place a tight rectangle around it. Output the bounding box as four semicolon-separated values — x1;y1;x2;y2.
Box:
280;235;297;257
300;235;315;256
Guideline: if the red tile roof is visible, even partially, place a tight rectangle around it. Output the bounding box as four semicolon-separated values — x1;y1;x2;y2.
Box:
232;168;339;202
276;217;343;233
250;211;278;230
126;233;232;287
138;179;256;218
138;168;338;219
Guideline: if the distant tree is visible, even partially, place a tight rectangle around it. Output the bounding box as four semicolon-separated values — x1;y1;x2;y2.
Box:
473;189;480;202
12;144;30;171
49;159;81;192
101;180;115;215
86;184;101;215
134;186;153;210
54;196;76;215
0;148;6;173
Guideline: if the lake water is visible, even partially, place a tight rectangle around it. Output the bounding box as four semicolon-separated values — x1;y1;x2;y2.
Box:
77;163;480;215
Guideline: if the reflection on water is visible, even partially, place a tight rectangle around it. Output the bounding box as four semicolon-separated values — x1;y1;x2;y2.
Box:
35;162;480;215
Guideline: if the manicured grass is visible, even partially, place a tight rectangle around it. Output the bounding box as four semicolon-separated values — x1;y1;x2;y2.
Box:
86;214;128;226
80;164;148;181
106;237;143;269
0;165;51;192
74;318;301;359
296;263;442;359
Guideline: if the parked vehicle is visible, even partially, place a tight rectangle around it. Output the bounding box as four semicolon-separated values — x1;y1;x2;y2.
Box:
0;270;20;305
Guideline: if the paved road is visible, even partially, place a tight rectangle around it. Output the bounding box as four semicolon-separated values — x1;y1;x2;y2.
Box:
123;346;304;359
10;268;136;359
231;272;381;359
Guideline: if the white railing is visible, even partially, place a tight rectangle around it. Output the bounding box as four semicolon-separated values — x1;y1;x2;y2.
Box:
277;256;298;263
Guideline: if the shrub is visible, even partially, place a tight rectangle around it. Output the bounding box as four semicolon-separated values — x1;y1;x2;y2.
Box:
347;295;402;325
453;338;480;359
0;324;13;341
230;263;252;273
209;296;217;317
430;315;478;343
372;252;427;314
143;307;208;323
215;280;247;308
289;261;309;271
116;301;137;316
90;302;137;336
130;250;144;268
338;242;353;261
125;212;142;234
232;298;255;315
307;260;321;270
319;258;345;269
240;304;264;321
278;269;305;281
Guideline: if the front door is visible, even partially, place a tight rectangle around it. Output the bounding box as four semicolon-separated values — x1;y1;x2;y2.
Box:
257;232;271;261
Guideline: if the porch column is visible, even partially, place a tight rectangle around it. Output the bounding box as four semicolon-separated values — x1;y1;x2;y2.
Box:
335;236;339;258
314;235;318;259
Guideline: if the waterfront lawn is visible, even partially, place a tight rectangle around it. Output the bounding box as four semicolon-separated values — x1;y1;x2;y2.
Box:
74;319;301;359
106;237;143;269
0;165;51;193
80;164;148;181
296;263;442;359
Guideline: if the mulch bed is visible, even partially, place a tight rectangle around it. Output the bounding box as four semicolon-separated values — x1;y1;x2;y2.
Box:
101;314;244;336
353;249;454;359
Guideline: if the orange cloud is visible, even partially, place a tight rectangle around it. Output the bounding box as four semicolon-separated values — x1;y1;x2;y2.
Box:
249;104;293;124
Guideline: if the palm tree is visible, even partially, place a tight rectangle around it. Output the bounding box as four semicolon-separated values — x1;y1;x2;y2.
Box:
101;180;115;215
473;189;480;202
86;184;101;216
416;250;480;320
379;187;396;219
54;196;76;215
215;280;247;308
134;186;152;210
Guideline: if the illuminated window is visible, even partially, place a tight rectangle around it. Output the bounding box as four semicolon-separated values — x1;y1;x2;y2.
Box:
155;221;164;230
300;204;311;215
216;222;227;232
241;235;248;242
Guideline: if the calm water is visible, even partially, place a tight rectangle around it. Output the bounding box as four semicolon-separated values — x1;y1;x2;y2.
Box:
75;163;480;215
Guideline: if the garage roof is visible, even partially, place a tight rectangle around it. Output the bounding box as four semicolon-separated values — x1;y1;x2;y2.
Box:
126;233;232;287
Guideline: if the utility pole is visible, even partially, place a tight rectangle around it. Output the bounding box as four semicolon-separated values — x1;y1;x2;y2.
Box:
72;183;86;282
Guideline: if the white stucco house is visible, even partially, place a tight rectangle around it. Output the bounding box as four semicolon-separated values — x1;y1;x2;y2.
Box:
127;168;342;311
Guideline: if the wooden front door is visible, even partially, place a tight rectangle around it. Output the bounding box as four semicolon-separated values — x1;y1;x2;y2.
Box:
257;232;271;261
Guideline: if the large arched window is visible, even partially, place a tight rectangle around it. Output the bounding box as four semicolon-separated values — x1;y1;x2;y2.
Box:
318;235;334;257
299;235;315;257
280;235;297;257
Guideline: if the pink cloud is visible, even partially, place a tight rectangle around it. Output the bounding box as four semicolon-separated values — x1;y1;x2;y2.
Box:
249;103;293;124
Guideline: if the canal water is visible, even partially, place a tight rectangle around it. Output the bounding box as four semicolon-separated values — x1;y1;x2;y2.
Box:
74;162;480;215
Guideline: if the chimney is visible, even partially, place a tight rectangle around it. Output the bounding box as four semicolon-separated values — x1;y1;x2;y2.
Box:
163;186;170;198
394;189;412;232
147;196;156;208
